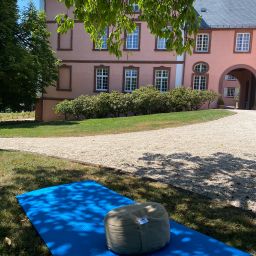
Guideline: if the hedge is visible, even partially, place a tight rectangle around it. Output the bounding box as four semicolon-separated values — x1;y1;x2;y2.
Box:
54;86;219;120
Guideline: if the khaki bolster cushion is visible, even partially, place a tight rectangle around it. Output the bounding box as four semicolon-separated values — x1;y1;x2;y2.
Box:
104;202;170;255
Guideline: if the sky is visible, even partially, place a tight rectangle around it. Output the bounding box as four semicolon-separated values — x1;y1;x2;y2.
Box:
17;0;40;12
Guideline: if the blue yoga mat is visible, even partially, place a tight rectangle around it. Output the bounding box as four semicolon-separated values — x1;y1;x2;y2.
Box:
17;181;249;256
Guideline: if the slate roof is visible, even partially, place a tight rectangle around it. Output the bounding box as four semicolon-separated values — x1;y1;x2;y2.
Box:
194;0;256;29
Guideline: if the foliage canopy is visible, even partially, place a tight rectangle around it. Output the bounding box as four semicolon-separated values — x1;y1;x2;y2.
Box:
57;0;200;57
0;1;58;111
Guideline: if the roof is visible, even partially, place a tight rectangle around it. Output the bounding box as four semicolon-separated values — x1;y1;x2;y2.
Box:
194;0;256;29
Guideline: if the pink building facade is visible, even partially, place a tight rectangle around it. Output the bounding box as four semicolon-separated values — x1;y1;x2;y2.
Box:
37;0;256;121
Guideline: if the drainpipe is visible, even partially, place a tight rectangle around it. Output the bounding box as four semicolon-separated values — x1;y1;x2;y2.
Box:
175;30;185;88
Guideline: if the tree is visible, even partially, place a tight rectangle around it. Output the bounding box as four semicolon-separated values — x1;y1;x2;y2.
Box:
0;1;59;111
57;0;200;57
0;0;23;110
20;3;59;108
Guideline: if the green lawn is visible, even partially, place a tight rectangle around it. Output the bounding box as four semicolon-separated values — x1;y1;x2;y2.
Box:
0;150;255;255
0;109;233;137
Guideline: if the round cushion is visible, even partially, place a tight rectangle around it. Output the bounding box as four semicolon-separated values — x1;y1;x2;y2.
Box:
104;202;170;255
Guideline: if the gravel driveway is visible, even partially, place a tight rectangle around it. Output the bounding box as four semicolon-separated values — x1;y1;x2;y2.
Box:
0;110;256;212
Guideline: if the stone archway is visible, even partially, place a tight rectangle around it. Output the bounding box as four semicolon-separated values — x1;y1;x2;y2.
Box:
219;64;256;109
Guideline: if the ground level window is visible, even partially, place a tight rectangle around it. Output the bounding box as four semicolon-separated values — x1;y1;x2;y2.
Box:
224;87;236;97
124;68;138;92
154;69;169;92
95;67;109;92
193;75;207;90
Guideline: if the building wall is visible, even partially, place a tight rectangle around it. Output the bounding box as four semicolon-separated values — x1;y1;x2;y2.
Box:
41;0;182;121
40;1;256;121
183;29;256;101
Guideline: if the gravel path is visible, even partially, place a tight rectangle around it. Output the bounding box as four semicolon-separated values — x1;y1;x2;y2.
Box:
1;110;256;212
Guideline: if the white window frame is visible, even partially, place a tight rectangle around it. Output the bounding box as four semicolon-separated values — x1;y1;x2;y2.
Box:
124;68;138;92
195;33;210;53
194;63;208;73
154;69;169;92
125;25;140;50
94;28;108;50
235;32;251;52
193;75;207;90
227;87;236;97
95;67;109;92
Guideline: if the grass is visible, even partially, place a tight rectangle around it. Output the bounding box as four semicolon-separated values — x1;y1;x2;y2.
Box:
0;112;35;122
0;150;255;256
0;109;233;137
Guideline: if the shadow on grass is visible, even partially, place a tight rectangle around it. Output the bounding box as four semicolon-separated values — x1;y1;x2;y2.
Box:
0;120;79;129
0;150;255;255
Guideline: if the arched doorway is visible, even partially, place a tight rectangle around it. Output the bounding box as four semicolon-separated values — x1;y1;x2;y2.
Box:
219;65;256;109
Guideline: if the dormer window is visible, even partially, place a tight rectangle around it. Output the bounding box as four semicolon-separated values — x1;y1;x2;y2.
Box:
235;32;251;53
195;33;210;53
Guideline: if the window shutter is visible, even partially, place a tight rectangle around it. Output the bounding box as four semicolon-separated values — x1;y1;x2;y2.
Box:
224;88;228;97
235;88;240;96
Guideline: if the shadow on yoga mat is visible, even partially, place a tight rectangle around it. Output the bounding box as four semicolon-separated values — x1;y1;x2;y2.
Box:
17;181;249;256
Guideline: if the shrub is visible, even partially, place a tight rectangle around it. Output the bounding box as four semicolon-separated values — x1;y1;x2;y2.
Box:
188;89;207;110
131;86;162;115
168;87;191;111
54;86;218;121
54;100;73;120
107;91;126;117
204;90;219;109
72;95;96;119
94;93;112;118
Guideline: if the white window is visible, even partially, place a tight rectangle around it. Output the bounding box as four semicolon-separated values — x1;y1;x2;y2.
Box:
227;87;236;97
156;37;167;50
126;25;140;50
224;87;238;97
124;68;138;92
236;33;251;52
193;75;207;90
95;67;109;91
194;63;208;73
95;28;108;50
235;33;250;52
154;69;169;92
225;75;237;81
195;33;209;52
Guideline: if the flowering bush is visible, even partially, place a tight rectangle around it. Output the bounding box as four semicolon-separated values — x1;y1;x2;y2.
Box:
54;86;219;120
